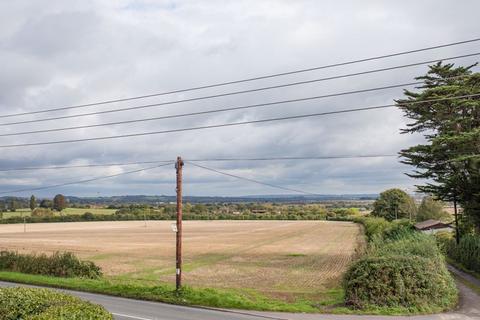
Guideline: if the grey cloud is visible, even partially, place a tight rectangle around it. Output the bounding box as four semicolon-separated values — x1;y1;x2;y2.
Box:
0;0;478;197
7;11;100;58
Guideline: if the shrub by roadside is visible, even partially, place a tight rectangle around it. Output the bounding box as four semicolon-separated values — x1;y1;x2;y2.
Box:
345;217;457;312
0;287;112;320
344;255;456;311
368;230;443;261
0;251;102;279
443;233;480;274
352;216;413;241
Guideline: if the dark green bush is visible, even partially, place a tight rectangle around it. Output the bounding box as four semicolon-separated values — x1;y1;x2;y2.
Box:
344;255;457;310
0;251;102;279
346;217;457;312
434;231;454;254
446;234;480;273
0;287;112;320
353;216;413;241
369;231;443;261
82;212;95;220
353;217;390;240
381;219;415;241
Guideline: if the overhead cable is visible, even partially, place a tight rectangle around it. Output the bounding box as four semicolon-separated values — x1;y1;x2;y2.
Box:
0;92;477;149
1;47;479;120
0;154;398;172
187;161;320;196
0;162;174;195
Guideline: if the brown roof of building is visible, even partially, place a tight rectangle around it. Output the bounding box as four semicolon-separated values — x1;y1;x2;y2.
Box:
414;219;451;230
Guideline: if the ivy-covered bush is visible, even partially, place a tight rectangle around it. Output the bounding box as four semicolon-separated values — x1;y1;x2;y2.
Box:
0;287;112;320
0;251;101;279
345;217;458;312
344;255;456;310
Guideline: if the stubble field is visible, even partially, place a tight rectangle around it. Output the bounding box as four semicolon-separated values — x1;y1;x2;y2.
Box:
0;220;364;301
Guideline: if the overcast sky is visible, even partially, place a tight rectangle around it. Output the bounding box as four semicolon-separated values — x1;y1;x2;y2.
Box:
0;0;478;198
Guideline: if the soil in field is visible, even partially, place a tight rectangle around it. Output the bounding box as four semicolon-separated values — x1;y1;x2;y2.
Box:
0;220;364;301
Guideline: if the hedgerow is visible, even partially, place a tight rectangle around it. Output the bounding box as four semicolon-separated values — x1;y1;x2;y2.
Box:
0;251;101;279
368;231;443;261
0;212;329;224
445;234;480;273
345;217;458;312
344;256;456;311
352;216;413;241
0;287;112;320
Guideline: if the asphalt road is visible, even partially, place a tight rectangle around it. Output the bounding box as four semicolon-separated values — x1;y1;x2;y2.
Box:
1;270;479;320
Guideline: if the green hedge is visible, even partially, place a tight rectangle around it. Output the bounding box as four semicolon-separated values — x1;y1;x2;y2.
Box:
0;212;328;224
0;251;101;279
0;287;112;320
368;231;443;262
352;216;413;241
446;234;480;273
344;256;456;310
345;217;458;312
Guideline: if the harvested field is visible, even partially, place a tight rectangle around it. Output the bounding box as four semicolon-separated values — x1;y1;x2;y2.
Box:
0;220;364;300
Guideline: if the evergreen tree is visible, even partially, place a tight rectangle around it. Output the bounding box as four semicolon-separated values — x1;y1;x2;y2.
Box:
29;195;36;211
398;62;480;231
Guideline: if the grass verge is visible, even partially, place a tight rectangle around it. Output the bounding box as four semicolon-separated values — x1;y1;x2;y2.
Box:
0;271;450;315
0;271;325;313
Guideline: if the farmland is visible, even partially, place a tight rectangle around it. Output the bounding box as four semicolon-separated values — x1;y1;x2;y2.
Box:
0;220;363;301
1;207;116;218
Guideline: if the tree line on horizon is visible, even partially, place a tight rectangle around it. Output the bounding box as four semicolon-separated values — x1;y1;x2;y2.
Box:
0;194;67;214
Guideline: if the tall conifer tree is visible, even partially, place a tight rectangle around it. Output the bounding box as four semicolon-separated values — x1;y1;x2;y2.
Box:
398;62;480;231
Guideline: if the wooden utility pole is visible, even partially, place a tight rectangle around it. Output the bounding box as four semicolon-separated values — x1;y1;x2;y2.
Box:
175;156;184;291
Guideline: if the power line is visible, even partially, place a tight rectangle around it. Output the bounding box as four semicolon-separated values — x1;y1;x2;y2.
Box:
0;160;174;172
0;156;403;195
187;154;399;161
0;80;425;135
0;162;174;195
0;93;480;148
187;161;320;196
0;92;478;149
1;37;479;119
0;154;399;172
1;54;479;137
2;52;478;127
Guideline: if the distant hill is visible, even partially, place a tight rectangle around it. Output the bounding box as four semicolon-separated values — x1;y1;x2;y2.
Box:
0;194;378;205
66;194;378;204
